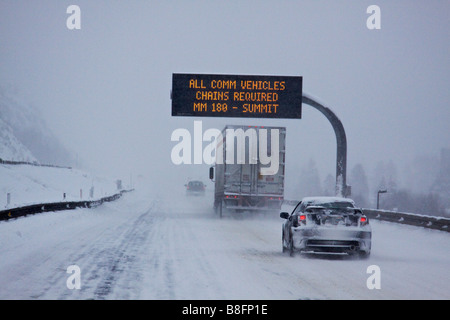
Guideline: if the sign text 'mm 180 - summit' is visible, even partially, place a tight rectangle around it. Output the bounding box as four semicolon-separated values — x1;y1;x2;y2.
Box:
171;73;302;119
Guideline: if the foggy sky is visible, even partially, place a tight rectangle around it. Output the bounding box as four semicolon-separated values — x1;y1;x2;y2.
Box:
0;1;449;198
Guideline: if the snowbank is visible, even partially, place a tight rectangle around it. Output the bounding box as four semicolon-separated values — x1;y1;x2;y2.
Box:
0;164;118;209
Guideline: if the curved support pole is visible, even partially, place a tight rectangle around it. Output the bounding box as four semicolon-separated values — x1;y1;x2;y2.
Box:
302;94;349;197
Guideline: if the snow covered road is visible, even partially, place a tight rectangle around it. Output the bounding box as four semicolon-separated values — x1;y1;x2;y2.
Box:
0;185;449;300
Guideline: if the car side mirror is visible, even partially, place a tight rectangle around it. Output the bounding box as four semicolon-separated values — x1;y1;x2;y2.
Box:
280;212;290;219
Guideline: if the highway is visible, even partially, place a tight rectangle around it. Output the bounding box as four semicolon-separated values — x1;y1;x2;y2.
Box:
0;183;449;300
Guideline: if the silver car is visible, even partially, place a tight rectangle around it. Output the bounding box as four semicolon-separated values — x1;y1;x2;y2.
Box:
280;197;372;258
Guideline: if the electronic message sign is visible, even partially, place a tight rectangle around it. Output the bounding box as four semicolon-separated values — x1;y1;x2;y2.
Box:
171;73;302;119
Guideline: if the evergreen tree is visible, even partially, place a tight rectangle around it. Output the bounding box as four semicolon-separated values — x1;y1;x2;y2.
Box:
430;148;450;208
386;160;399;192
349;163;370;208
323;173;335;196
297;158;322;197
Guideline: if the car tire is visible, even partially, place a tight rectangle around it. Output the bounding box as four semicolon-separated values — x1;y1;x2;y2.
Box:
289;236;295;257
282;230;287;253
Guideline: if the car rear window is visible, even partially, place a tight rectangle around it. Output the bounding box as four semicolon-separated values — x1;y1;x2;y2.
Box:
295;200;355;214
317;201;354;209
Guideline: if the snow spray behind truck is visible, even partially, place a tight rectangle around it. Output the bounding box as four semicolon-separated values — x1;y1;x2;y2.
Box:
209;125;286;217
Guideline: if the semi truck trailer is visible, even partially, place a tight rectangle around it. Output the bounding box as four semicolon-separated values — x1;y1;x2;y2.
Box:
209;125;286;217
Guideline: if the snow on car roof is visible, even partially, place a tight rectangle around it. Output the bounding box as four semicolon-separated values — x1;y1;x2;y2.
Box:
300;196;355;205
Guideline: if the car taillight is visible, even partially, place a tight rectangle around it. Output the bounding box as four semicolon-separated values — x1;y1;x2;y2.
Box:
360;216;369;226
298;215;307;225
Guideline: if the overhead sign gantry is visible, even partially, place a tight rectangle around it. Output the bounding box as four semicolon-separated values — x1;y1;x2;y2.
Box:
171;73;349;197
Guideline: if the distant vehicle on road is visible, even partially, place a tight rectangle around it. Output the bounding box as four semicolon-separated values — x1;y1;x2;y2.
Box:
280;196;371;258
185;180;206;196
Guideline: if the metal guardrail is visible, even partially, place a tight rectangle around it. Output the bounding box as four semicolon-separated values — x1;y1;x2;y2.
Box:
281;199;301;207
281;199;450;232
0;189;133;222
0;158;72;169
363;209;450;232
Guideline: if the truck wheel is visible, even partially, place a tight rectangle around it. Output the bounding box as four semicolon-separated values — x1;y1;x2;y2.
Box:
358;250;371;259
218;201;223;218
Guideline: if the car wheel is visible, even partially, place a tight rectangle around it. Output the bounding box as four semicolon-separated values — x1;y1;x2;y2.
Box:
282;230;287;253
289;236;295;257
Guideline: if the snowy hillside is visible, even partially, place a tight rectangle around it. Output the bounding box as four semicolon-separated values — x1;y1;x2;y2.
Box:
0;87;73;166
0;117;37;162
1;163;118;209
0;87;120;211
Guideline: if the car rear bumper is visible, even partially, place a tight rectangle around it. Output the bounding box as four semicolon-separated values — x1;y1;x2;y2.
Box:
186;190;205;196
291;226;372;254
